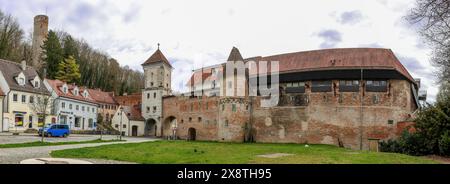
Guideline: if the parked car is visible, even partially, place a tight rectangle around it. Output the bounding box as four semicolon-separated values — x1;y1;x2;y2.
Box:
38;124;70;137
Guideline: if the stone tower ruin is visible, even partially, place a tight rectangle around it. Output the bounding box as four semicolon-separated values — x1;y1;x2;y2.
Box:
31;15;49;70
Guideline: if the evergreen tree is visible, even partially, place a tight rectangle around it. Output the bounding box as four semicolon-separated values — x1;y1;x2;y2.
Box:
62;35;79;59
42;30;63;79
0;11;144;94
55;55;81;83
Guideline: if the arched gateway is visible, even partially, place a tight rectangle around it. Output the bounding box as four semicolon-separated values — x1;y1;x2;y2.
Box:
163;116;177;139
144;119;157;137
188;128;196;141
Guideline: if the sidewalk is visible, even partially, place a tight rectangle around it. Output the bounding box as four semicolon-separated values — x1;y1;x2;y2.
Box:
0;137;157;164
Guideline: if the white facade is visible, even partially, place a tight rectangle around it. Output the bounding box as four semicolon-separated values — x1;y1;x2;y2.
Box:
111;108;145;136
0;95;4;132
53;98;98;130
44;80;98;130
142;62;172;136
0;61;55;132
2;90;55;131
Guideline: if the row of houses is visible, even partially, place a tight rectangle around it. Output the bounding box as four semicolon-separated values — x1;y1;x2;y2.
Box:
0;59;134;133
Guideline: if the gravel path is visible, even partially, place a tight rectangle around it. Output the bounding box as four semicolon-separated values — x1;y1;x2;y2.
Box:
0;137;157;164
0;133;120;144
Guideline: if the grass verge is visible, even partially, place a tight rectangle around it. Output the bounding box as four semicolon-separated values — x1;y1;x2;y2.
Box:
50;140;439;164
0;139;123;149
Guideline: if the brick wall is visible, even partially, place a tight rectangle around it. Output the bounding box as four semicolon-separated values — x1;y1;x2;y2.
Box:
161;79;416;150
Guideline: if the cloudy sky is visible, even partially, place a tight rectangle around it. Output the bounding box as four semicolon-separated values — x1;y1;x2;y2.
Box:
0;0;439;101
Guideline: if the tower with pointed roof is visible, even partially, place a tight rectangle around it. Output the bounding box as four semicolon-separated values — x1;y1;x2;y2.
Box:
141;45;172;137
220;47;247;97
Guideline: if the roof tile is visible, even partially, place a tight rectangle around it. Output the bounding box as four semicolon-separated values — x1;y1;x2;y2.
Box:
45;79;97;104
87;89;117;104
0;59;49;94
142;49;172;67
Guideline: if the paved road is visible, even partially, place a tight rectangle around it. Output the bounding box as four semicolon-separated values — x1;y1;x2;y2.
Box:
0;137;158;164
0;133;120;144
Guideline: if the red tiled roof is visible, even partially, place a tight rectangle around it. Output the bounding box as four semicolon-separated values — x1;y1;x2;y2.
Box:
186;48;415;87
87;89;117;105
186;66;224;86
188;70;213;86
141;49;172;67
114;93;142;106
45;79;97;104
0;88;4;96
128;104;144;121
248;48;414;82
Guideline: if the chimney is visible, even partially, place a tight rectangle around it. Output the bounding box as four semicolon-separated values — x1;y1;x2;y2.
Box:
21;60;27;70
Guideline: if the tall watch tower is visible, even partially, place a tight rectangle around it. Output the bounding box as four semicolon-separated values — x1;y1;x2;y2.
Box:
141;44;172;137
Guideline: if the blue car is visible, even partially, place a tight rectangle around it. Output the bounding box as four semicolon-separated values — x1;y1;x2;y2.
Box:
38;124;70;137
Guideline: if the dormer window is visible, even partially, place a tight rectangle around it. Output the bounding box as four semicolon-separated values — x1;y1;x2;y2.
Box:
73;88;79;96
34;81;40;88
18;77;25;85
62;86;68;94
83;91;88;98
16;72;26;86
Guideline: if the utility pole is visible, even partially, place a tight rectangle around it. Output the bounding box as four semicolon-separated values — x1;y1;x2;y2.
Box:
359;68;364;150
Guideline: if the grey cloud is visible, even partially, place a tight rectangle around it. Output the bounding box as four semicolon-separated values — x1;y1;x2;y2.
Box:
398;55;437;102
228;9;235;16
317;29;342;48
358;43;384;48
338;11;363;25
123;4;141;23
114;41;153;53
415;41;427;50
161;8;171;15
66;3;99;24
397;55;431;76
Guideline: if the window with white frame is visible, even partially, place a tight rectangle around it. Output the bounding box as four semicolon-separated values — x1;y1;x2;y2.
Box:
18;77;25;85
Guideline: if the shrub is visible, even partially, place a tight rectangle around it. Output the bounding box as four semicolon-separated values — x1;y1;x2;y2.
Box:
380;130;431;156
380;87;450;156
397;131;431;156
379;139;401;153
438;131;450;156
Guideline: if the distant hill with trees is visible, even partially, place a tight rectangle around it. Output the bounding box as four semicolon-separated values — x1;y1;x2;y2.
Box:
0;9;143;95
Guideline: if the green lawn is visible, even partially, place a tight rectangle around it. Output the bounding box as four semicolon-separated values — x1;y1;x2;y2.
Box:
50;141;438;164
0;139;123;149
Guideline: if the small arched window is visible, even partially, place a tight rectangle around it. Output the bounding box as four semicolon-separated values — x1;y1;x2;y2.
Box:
18;77;25;85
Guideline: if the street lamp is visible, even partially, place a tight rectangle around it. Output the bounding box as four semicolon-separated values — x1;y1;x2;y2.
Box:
119;106;123;141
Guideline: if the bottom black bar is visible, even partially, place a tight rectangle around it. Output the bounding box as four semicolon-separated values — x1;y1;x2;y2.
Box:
1;164;447;183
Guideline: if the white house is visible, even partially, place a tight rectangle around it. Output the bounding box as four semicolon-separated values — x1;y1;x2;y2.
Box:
111;105;145;136
44;79;98;130
0;59;55;132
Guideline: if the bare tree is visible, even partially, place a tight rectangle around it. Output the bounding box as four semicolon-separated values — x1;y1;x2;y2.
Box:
437;81;450;102
28;91;54;142
407;0;450;82
0;10;26;61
